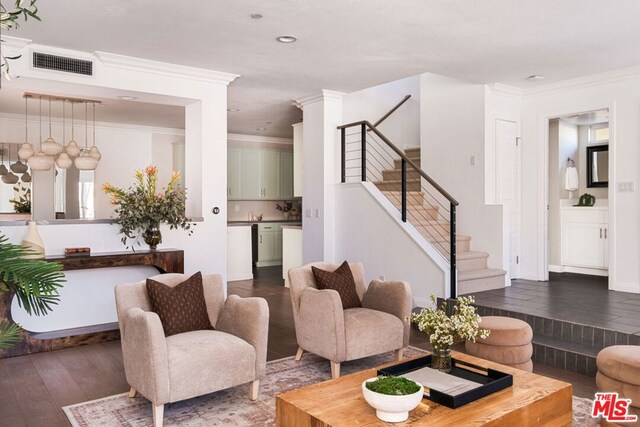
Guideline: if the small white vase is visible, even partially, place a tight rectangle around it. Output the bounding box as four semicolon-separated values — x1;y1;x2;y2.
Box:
22;221;45;259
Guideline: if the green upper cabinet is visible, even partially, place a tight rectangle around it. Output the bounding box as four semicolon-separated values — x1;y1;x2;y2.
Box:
228;147;293;200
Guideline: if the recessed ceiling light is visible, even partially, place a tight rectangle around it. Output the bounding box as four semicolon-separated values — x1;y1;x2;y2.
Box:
527;75;544;81
227;108;240;112
118;95;137;100
250;13;263;19
256;127;268;131
277;35;297;43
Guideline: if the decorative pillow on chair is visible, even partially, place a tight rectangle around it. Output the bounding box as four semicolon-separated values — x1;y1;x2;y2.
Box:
311;261;362;309
146;271;213;336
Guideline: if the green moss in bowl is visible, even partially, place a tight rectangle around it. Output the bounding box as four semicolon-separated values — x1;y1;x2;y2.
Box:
365;376;421;396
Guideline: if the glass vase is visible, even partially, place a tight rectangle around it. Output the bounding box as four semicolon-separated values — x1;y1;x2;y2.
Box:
431;348;452;373
143;224;162;250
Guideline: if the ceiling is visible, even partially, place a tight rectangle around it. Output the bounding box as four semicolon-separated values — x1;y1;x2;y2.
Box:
6;0;640;137
560;109;609;126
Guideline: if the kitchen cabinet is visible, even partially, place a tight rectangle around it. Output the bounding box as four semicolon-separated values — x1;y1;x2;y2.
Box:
227;148;243;199
561;207;608;271
257;223;283;267
229;148;293;200
280;151;294;199
293;123;303;197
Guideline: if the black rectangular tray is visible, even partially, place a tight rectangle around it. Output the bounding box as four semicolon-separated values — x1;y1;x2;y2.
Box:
378;355;513;409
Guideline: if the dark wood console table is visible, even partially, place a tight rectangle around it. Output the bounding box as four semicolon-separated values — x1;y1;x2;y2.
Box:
0;249;184;358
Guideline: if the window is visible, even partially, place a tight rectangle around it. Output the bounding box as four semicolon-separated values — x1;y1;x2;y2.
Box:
589;123;609;144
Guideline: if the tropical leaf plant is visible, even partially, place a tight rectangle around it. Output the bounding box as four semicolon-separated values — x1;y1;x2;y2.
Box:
1;0;41;86
0;233;64;349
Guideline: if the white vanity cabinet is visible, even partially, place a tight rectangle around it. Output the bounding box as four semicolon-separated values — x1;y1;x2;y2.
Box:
561;207;608;271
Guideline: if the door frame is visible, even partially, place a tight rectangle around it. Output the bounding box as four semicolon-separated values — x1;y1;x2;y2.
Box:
540;103;616;289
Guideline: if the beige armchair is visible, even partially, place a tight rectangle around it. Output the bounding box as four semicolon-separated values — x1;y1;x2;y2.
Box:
288;262;412;378
115;273;269;427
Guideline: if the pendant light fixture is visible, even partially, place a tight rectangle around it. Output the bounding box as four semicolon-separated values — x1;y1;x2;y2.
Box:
0;144;8;175
65;101;80;157
55;100;72;169
41;98;63;156
21;170;32;183
88;103;101;161
74;102;99;171
27;98;54;171
2;145;19;184
18;96;34;160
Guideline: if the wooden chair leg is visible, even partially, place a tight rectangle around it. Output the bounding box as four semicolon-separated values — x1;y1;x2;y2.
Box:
395;348;405;361
295;346;304;361
128;387;137;398
330;361;341;379
152;404;164;427
249;379;259;401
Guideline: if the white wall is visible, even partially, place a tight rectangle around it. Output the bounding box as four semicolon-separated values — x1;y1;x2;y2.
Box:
334;183;447;305
0;38;237;283
520;69;640;293
421;73;504;274
342;75;420;148
152;132;184;188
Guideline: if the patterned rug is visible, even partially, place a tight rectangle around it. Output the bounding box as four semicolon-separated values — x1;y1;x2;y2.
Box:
64;347;597;426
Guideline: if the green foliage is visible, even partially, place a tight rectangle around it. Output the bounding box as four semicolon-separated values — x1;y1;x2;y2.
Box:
103;166;195;249
0;233;65;349
1;0;41;82
10;185;31;213
366;376;421;396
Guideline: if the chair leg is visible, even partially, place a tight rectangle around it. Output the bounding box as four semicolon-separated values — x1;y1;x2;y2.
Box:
295;347;304;361
330;361;341;379
128;387;137;398
395;348;405;361
249;380;259;401
152;404;164;427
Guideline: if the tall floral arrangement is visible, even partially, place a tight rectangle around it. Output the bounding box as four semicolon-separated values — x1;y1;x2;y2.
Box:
102;166;194;250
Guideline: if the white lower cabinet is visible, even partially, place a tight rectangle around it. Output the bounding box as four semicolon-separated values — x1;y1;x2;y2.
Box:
561;207;608;270
257;223;284;267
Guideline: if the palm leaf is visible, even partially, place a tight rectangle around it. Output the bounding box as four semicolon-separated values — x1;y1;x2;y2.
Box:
0;321;21;350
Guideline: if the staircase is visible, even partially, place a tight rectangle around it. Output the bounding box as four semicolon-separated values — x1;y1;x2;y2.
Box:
373;147;506;295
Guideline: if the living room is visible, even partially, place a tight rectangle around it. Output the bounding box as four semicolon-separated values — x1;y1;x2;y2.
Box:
1;1;640;426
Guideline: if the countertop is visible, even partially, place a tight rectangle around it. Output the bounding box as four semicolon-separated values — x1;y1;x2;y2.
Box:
227;220;302;227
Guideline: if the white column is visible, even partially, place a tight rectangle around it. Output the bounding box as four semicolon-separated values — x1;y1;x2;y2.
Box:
294;90;344;264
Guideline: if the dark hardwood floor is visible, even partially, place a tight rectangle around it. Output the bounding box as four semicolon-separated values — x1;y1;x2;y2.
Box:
0;268;596;426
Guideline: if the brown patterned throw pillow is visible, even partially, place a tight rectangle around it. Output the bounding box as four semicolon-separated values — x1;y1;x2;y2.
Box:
146;272;213;336
311;261;362;309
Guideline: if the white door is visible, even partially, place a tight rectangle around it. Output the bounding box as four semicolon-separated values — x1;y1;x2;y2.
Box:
280;151;294;199
495;119;521;279
562;223;607;268
227;148;243;199
258;229;276;262
242;149;261;199
260;150;281;199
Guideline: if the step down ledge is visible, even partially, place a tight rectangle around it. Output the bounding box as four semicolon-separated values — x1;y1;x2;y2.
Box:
458;268;506;281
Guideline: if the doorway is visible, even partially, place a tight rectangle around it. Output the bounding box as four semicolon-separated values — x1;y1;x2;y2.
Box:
545;109;610;283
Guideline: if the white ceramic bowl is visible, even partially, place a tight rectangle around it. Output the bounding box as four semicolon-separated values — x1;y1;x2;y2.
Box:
362;377;424;423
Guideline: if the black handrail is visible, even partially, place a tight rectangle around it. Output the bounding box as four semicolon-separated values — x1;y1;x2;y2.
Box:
338;120;459;206
339;120;458;298
372;95;412;128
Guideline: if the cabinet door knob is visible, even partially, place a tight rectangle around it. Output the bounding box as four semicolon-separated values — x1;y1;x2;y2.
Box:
260;235;262;244
604;228;607;239
600;228;603;239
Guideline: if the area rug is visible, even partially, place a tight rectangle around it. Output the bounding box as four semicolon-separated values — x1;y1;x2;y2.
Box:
64;347;597;426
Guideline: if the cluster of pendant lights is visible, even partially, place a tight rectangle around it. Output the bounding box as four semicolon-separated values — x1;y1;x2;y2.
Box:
0;143;29;184
18;94;101;173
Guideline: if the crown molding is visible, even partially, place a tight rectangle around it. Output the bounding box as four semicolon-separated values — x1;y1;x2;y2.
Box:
227;133;293;145
94;52;240;85
487;83;523;99
1;36;32;52
292;89;345;110
0;112;185;136
523;65;640;97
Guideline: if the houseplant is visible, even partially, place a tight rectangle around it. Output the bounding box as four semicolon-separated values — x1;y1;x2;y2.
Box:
9;184;30;213
103;166;194;250
276;201;292;220
362;376;424;422
0;233;64;349
1;0;41;86
409;295;490;373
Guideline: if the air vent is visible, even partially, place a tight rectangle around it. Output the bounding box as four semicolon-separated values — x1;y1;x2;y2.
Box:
33;52;93;76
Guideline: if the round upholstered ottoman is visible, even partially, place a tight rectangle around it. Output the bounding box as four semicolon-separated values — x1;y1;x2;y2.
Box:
465;316;533;372
596;345;640;423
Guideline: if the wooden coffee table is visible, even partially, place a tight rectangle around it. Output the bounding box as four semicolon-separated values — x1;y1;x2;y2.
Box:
276;351;573;426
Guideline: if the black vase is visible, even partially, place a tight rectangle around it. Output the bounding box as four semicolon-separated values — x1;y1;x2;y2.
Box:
143;225;162;250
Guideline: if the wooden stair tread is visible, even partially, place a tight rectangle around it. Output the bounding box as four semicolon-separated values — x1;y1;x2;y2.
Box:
456;251;489;260
458;268;506;281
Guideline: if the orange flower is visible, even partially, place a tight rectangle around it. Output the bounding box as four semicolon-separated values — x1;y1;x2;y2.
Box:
102;182;112;193
156;193;164;200
171;170;181;181
110;197;117;205
146;165;157;176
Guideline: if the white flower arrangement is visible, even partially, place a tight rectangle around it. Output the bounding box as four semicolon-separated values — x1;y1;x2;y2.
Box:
409;295;490;351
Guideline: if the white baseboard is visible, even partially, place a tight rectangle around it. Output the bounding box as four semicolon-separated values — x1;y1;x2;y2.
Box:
548;264;608;277
611;281;640;294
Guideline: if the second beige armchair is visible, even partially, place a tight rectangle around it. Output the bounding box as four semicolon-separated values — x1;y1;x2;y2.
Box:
288;262;412;378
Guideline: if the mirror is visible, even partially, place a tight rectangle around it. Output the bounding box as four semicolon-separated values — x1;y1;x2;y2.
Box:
0;143;32;218
587;145;608;188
